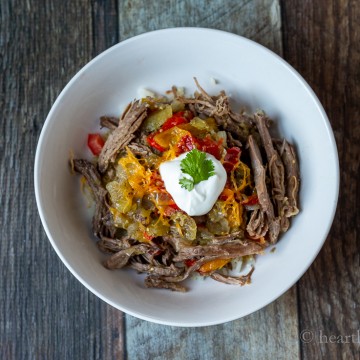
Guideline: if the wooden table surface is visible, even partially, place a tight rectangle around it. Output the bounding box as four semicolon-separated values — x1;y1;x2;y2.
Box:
1;0;359;359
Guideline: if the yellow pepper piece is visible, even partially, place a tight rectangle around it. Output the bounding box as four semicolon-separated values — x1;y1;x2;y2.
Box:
198;258;231;274
153;126;190;148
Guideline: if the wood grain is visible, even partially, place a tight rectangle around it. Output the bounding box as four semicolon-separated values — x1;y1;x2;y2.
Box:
282;0;360;359
119;0;283;55
0;0;122;359
125;288;299;360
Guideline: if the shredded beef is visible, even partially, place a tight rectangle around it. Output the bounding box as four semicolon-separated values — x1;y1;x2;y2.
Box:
246;208;269;239
129;261;184;277
103;244;152;269
177;77;255;143
248;135;280;243
206;230;245;245
227;132;242;148
100;116;119;130
172;242;263;262
162;236;192;253
97;235;132;254
211;266;254;285
275;140;300;217
158;256;221;283
127;142;154;158
144;277;187;292
72;159;110;236
254;113;289;232
98;100;149;173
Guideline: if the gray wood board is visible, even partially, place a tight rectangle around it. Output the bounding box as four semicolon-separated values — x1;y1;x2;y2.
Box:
125;288;299;360
282;0;360;359
0;0;123;359
119;0;283;55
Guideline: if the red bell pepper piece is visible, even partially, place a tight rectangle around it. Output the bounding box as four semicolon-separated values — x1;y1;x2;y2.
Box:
176;134;199;155
185;259;196;267
143;232;154;242
87;133;105;156
241;194;259;205
146;134;166;152
146;111;193;152
161;111;191;131
223;147;241;172
198;135;222;160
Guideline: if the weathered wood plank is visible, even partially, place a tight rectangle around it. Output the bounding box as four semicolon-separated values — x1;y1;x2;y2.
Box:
91;0;119;57
0;0;122;359
125;288;299;360
119;1;299;359
282;0;360;359
119;0;283;55
91;2;126;359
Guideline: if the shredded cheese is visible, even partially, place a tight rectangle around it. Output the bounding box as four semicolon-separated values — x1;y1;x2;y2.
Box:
118;147;153;198
231;160;252;194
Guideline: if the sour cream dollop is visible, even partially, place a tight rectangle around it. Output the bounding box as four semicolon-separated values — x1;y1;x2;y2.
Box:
159;152;227;216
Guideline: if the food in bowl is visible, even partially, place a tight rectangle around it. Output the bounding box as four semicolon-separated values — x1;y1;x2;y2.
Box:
71;78;300;292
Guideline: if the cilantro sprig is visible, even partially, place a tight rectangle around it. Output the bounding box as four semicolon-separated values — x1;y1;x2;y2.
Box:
179;149;215;191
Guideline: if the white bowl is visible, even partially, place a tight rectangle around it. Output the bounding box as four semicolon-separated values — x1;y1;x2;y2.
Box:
34;28;339;327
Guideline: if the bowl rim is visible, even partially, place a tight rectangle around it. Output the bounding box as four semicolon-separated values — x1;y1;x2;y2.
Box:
34;27;340;327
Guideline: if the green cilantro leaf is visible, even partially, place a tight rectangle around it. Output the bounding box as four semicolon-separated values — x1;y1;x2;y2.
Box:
179;177;194;191
179;149;215;191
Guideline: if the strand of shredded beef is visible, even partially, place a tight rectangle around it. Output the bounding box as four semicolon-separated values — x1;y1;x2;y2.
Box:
100;116;119;130
155;255;222;283
103;244;154;269
247;135;280;243
72;159;112;237
253;113;289;232
227;132;242;147
129;261;184;277
98;100;149;173
177;77;254;143
206;230;245;245
97;235;132;254
127;142;154;157
211;266;255;285
275;140;300;217
144;277;187;292
172;241;263;262
246;209;269;239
